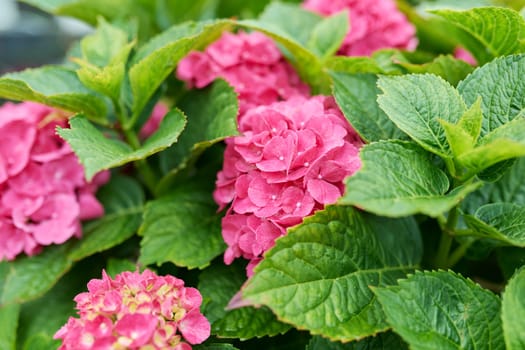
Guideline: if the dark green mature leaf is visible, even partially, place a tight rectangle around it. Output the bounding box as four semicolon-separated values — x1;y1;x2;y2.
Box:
129;20;232;123
242;206;422;342
0;176;144;305
0;304;19;350
199;263;290;339
340;141;481;217
431;7;525;65
331;73;405;142
398;55;474;86
139;182;226;269
502;267;525;349
0;67;107;124
465;203;525;247
194;345;240;350
158;79;238;181
58;110;186;179
68;176;144;261
458;54;525;137
497;247;525;280
0;245;71;305
307;333;408;350
374;270;504;350
377;74;466;158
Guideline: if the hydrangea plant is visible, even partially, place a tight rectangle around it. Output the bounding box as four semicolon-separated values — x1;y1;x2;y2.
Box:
1;0;525;349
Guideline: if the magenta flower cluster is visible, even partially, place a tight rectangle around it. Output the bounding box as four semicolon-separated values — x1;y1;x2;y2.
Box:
54;269;210;350
303;0;417;56
214;96;363;275
0;102;107;261
177;31;310;115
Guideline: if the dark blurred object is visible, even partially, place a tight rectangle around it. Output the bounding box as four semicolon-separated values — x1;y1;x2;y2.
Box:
0;3;76;74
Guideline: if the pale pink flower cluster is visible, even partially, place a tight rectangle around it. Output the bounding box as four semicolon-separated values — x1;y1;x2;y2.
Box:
54;269;210;350
176;31;310;115
454;47;477;66
214;96;363;275
303;0;417;56
0;102;107;261
139;103;169;140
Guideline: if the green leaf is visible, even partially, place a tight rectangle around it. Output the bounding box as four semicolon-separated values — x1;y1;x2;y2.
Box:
331;72;405;142
431;7;525;65
0;304;19;350
0;67;107;124
307;11;348;59
374;270;504;350
74;20;135;102
396;55;474;87
139;181;226;269
194;345;240;350
339;141;481;217
325;56;389;75
242;206;422;342
456;118;525;176
199;263;290;339
465;203;525;247
129;20;232;123
497;247;525;280
158;79;238;183
502;267;525;349
307;333;408;350
238;3;331;93
458;54;525;137
377;74;466;158
58;110;186;179
440;97;482;158
67;175;144;261
105;258;138;278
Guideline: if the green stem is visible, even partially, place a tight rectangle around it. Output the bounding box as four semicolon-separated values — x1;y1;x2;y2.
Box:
447;239;474;268
435;205;460;269
122;128;157;195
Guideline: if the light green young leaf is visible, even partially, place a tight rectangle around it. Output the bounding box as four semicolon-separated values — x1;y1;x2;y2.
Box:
465;203;525;247
307;10;348;59
58;110;186;179
397;54;474;87
331;73;405;142
458;54;525;137
431;7;525;65
129;20;232;124
307;333;408;350
139;182;225;269
158;79;238;185
325;56;389;74
80;19;130;67
199;263;290;340
0;67;107;124
374;270;504;350
340;141;481;217
242;206;422;342
377;74;466;158
0;304;19;350
439;97;482;158
502;267;525;349
456;117;525;175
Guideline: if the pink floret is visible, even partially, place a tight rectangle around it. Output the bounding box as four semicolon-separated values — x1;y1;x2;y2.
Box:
176;31;310;116
54;269;210;350
214;96;363;275
0;102;108;261
303;0;417;56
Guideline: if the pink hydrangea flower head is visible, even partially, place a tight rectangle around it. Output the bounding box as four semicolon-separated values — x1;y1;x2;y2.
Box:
303;0;417;56
139;102;169;139
177;31;310;115
214;96;363;275
0;102;108;261
454;47;477;66
54;269;211;350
